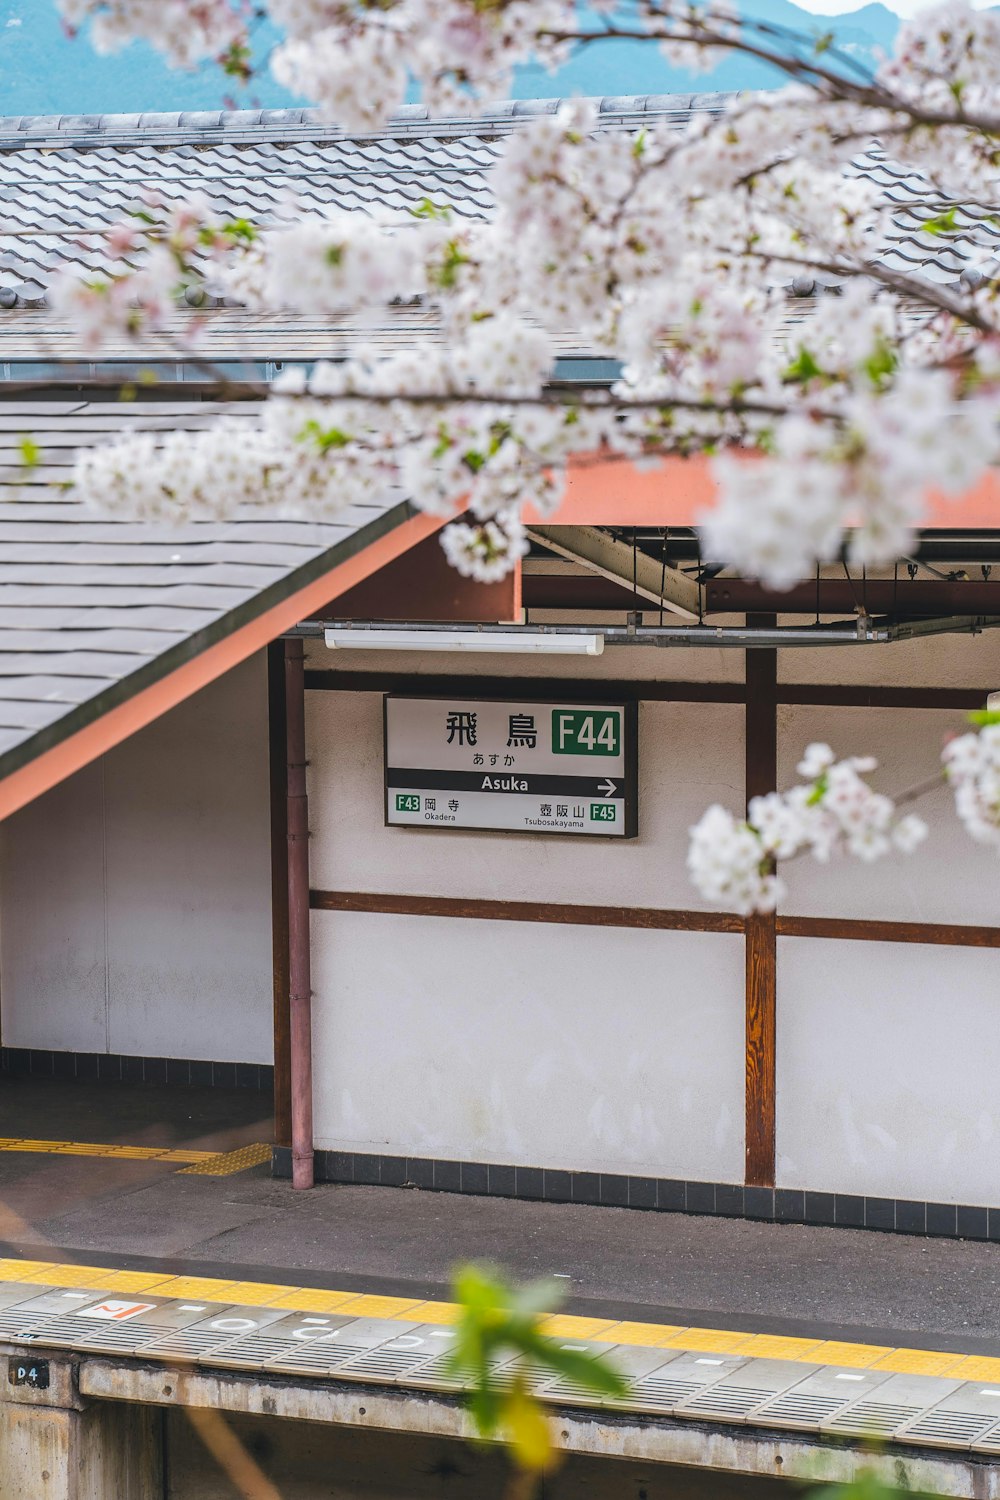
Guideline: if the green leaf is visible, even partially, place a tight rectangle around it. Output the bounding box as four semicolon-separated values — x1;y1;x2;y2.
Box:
298;418;351;453
17;435;39;470
785;345;823;384
921;207;959;236
412;197;452;222
968;709;1000;726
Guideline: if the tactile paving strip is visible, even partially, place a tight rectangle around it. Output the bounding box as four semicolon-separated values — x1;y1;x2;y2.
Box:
0;1273;992;1458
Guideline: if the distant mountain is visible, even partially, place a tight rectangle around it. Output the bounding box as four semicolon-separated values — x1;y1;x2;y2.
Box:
0;0;900;118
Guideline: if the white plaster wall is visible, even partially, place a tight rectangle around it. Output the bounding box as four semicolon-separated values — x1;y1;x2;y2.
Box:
0;763;107;1052
312;910;745;1178
308;693;744;909
778;705;998;925
776;936;1000;1203
0;654;273;1063
777;628;1000;688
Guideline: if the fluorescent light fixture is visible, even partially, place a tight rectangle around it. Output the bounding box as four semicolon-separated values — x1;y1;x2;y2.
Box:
324;628;604;655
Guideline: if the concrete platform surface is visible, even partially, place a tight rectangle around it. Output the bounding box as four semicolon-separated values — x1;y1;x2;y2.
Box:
0;1078;998;1356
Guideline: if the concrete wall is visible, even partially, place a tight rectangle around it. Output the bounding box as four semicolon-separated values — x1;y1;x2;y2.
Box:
0;653;273;1065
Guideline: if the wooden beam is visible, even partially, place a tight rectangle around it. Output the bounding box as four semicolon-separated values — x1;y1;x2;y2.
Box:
744;616;777;1189
777;914;1000;947
310;890;744;933
304;671;989;713
304;671;746;704
778;685;988;711
267;641;291;1151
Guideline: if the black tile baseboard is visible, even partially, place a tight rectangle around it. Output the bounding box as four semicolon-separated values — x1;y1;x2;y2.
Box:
271;1146;999;1245
1;1047;273;1092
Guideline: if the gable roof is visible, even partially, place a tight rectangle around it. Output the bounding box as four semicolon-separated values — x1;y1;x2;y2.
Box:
0;394;441;817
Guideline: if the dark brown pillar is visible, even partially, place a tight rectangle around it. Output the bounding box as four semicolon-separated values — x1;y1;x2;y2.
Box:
285;637;314;1190
744;616;777;1187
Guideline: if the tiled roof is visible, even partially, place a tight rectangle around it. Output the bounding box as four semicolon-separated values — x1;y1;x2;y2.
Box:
0;94;991;319
0;95;991;791
0;397;414;780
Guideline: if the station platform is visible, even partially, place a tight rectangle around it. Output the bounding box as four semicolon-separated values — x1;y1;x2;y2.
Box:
2;1076;1000;1492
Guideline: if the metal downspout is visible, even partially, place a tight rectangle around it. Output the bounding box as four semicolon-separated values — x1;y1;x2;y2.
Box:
285;637;314;1190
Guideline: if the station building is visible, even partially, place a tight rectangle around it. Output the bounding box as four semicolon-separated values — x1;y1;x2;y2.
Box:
0;102;999;1240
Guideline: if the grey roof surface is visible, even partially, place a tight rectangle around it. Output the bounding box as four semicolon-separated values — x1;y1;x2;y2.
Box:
0;94;990;326
0;94;989;791
0;397;414;780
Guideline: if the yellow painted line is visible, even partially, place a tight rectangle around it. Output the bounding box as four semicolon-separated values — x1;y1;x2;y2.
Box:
179;1143;272;1176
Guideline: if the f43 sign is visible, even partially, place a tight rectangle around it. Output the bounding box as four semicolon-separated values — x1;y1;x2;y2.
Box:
384;697;637;838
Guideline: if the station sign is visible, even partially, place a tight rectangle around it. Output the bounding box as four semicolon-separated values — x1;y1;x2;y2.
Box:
384;696;637;838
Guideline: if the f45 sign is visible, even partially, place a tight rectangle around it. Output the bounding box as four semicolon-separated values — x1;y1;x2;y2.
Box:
552;709;620;757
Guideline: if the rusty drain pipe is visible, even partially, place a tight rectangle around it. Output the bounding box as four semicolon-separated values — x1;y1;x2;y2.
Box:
285;637;314;1190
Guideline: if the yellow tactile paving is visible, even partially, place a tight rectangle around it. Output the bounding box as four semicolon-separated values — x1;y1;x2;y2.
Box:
335;1294;425;1319
0;1259;58;1280
0;1138;217;1164
945;1355;1000;1382
266;1289;359;1313
179;1144;272;1176
0;1255;991;1390
810;1342;895;1369
219;1282;301;1306
740;1334;827;1361
403;1300;463;1324
147;1277;245;1300
600;1321;688;1347
539;1315;619;1339
95;1271;177;1294
661;1326;757;1354
871;1348;965;1376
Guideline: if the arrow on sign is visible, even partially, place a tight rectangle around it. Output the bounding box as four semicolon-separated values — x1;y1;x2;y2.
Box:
598;779;617;797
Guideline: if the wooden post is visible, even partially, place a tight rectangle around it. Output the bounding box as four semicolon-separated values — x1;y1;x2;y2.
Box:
285;638;314;1191
744;616;777;1187
267;641;291;1152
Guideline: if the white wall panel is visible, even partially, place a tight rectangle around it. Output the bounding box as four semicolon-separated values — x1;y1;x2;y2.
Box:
103;654;272;1063
312;911;745;1179
307;693;744;909
777;630;1000;688
0;654;272;1063
0;762;107;1052
776;936;1000;1203
778;705;996;925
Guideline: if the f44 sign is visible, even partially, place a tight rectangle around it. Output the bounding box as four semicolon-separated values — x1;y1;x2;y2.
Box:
384;696;638;838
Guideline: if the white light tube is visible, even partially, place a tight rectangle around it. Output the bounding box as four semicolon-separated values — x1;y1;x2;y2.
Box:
324;628;604;655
